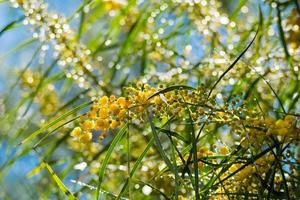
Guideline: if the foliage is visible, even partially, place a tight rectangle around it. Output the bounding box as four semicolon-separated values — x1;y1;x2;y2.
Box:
0;0;300;199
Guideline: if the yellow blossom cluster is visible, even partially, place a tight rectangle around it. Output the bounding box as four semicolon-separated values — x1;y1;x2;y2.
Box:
68;84;299;199
196;146;214;169
20;69;40;88
233;154;275;182
70;84;211;143
10;0;94;88
205;114;299;199
71;83;300;147
38;85;59;116
238;115;299;149
19;69;59;116
267;115;298;139
211;154;276;198
71;84;156;143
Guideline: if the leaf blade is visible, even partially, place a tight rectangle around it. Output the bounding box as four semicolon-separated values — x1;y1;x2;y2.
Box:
18;101;92;146
96;123;128;199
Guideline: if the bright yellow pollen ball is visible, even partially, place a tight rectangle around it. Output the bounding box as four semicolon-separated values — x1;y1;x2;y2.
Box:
79;132;92;143
83;120;95;130
99;96;109;105
109;103;120;115
110;120;120;129
71;127;82;137
117;97;127;107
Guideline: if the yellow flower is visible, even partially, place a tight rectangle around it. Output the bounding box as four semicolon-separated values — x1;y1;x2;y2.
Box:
117;97;127;107
267;155;275;162
99;107;109;119
79;132;92;143
110;95;116;102
20;69;40;88
153;96;163;105
240;137;249;148
275;119;289;129
71;127;82;137
99;96;109;105
284;115;295;125
82;120;95;131
88;110;97;119
109;103;120;115
118;109;127;119
96;119;110;130
219;146;229;155
110;119;120;129
198;146;209;155
198;161;203;169
136;91;147;104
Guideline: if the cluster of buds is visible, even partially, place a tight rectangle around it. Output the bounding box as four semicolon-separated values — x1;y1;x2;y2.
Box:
71;82;300;145
267;116;299;139
211;153;276;198
71;84;156;143
70;84;210;143
10;0;94;88
238;115;299;149
19;69;59;116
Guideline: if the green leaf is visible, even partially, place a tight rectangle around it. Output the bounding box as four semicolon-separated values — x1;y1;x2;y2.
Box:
18;101;92;146
27;162;46;178
0;16;25;38
96;123;128;200
207;28;259;98
146;111;179;179
0;38;37;60
117;137;154;199
158;128;188;143
43;161;78;200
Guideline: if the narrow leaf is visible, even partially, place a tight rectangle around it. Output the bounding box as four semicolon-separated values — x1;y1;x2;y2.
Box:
18;101;92;146
96;123;128;200
43;161;78;200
